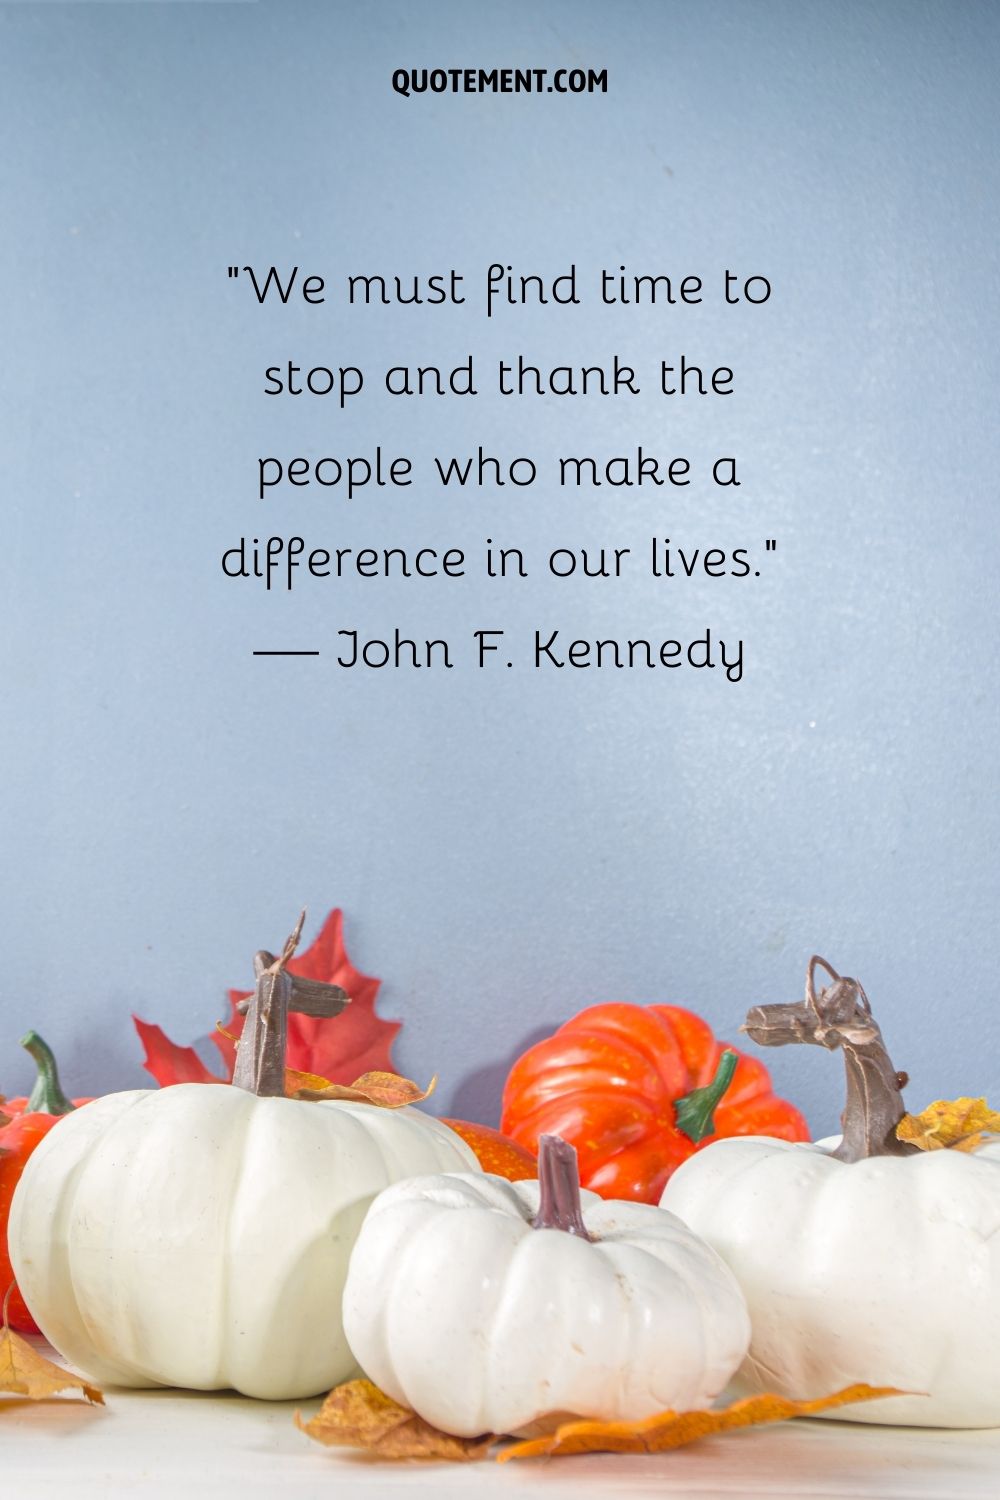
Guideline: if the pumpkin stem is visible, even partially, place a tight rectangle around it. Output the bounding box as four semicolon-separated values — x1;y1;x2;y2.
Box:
743;955;917;1162
20;1032;75;1117
531;1134;593;1239
674;1049;739;1144
231;911;351;1098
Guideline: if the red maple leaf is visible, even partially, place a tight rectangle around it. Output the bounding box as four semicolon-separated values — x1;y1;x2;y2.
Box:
133;1020;223;1085
134;910;400;1087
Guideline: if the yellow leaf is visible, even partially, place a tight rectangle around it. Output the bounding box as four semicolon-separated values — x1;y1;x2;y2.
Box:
497;1384;905;1460
897;1097;1000;1151
294;1071;438;1109
0;1328;104;1405
296;1379;492;1461
952;1131;1000;1154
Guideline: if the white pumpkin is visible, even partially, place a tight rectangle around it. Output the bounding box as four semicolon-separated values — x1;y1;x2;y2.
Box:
8;920;478;1401
661;956;1000;1428
662;1133;1000;1427
10;1083;477;1400
342;1135;751;1437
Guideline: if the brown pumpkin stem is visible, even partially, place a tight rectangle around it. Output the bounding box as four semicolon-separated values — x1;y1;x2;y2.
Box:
531;1134;593;1239
231;911;352;1098
743;955;918;1162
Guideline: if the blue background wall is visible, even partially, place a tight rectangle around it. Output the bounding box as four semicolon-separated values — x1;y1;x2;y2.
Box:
3;0;998;1132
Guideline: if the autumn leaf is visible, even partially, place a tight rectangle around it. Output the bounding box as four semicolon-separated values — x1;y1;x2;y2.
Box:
297;1379;492;1461
284;1068;338;1095
498;1384;905;1461
133;1018;224;1086
897;1097;1000;1152
293;1071;437;1108
950;1134;1000;1154
134;909;400;1087
0;1328;104;1405
296;1379;901;1464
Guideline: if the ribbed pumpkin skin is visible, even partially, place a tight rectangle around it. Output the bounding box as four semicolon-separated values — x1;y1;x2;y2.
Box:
662;1136;1000;1428
9;1084;478;1399
342;1171;751;1438
501;1003;809;1203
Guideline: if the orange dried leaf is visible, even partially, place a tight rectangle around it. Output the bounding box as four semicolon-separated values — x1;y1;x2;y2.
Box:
897;1097;1000;1151
218;1033;335;1098
297;1379;492;1461
497;1384;904;1461
0;1328;104;1405
285;1068;336;1095
296;1379;903;1465
296;1071;437;1108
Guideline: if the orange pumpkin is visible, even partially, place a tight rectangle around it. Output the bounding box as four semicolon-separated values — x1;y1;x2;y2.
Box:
439;1119;537;1181
501;1003;809;1203
1;1033;90;1332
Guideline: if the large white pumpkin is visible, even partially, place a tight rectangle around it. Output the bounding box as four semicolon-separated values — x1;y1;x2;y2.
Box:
9;1082;478;1400
342;1136;751;1437
661;955;1000;1428
662;1134;1000;1427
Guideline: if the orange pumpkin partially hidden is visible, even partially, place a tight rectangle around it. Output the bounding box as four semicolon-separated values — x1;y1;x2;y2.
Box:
440;1119;537;1181
501;1003;809;1203
2;1033;91;1332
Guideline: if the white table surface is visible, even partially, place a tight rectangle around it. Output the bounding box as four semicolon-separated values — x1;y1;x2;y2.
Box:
6;1350;1000;1500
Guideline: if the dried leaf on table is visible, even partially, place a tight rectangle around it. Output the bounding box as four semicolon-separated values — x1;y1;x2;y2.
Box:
297;1378;492;1461
296;1378;902;1464
498;1383;903;1459
134;908;401;1087
897;1097;1000;1152
294;1071;437;1108
0;1328;104;1405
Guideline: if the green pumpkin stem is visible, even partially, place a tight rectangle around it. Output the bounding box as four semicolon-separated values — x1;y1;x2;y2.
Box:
20;1031;76;1117
674;1049;739;1144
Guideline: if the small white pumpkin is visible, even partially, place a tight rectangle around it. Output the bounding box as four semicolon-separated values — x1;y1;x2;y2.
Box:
342;1134;751;1437
661;957;1000;1428
8;921;478;1401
